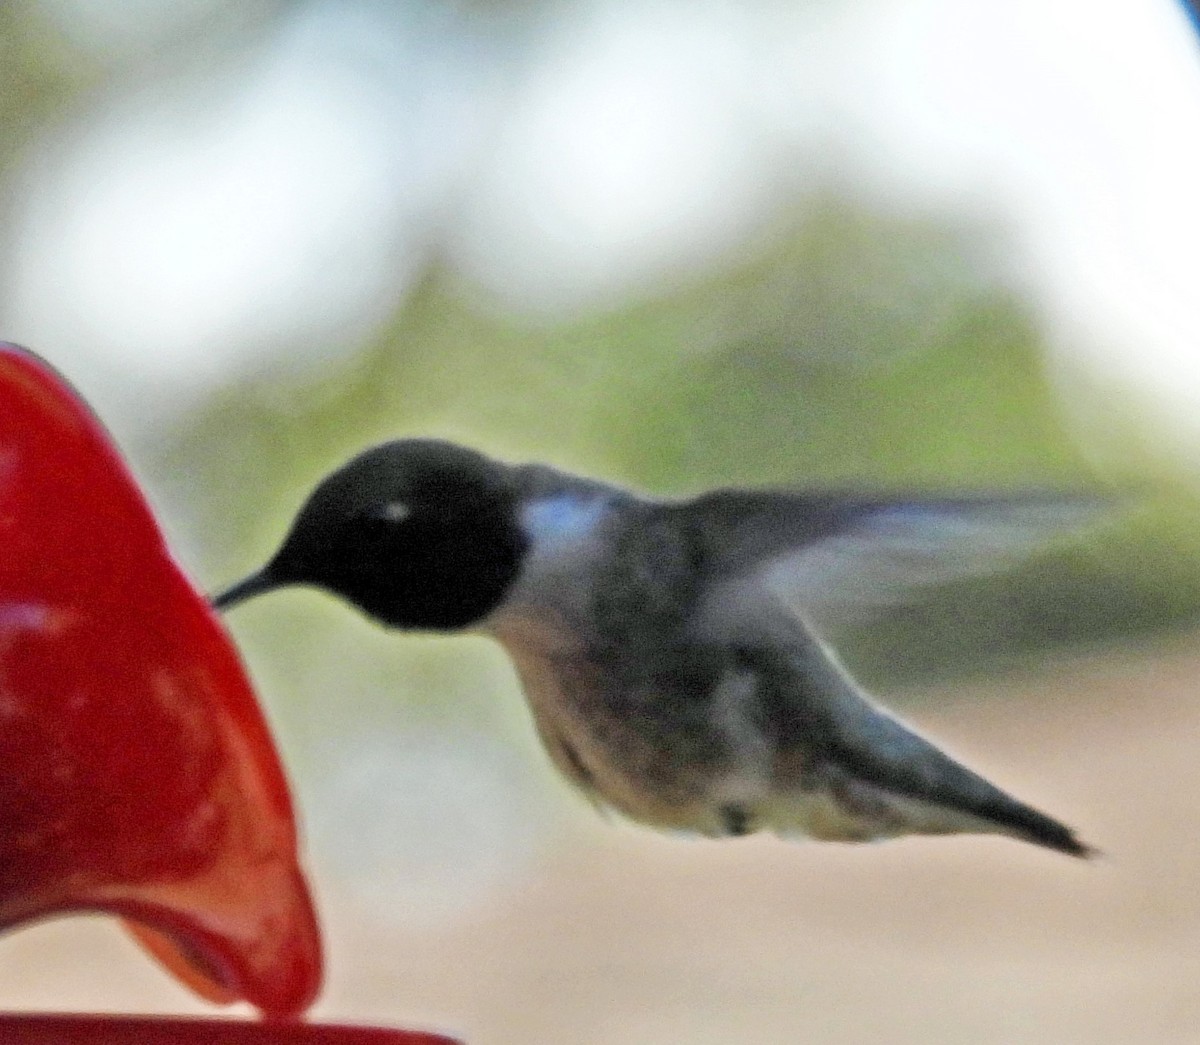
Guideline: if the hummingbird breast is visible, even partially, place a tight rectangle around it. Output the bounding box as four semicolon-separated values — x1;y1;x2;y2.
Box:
503;634;767;834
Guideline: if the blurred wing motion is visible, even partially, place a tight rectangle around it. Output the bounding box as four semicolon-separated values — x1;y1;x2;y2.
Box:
687;489;1114;629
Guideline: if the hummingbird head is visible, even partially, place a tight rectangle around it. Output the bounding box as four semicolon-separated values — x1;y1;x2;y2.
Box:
214;439;528;630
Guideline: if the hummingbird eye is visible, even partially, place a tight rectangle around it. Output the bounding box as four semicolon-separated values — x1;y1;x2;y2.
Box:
378;500;412;523
354;500;413;531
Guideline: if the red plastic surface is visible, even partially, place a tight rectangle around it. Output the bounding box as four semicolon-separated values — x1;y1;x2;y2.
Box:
0;1016;458;1044
0;344;322;1017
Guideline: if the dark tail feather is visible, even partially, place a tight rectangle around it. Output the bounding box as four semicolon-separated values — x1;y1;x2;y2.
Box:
766;637;1097;857
827;699;1097;858
954;783;1096;858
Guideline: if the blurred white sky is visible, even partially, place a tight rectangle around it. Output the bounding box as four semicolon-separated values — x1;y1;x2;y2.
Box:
3;0;1200;462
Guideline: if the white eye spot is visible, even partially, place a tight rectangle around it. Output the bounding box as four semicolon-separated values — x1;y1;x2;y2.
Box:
380;500;412;523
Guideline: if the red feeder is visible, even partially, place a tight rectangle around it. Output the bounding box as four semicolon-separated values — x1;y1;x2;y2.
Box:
0;344;459;1043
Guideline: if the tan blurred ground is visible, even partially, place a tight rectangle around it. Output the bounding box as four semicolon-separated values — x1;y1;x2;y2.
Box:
1;636;1197;1044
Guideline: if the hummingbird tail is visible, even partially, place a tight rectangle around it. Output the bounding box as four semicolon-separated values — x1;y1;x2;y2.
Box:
811;697;1098;857
759;640;1096;857
943;773;1096;857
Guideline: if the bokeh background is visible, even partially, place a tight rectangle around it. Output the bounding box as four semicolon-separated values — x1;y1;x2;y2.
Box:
2;1;1200;1041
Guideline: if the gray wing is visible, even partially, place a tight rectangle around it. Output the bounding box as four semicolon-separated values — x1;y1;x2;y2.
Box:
676;487;1113;629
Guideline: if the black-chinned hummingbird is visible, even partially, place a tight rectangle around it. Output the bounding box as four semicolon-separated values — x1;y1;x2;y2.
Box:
215;439;1099;857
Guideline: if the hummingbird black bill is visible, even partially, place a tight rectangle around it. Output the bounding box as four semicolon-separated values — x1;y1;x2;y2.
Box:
213;570;280;611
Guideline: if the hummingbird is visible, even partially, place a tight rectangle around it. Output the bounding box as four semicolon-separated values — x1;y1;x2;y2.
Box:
215;439;1099;857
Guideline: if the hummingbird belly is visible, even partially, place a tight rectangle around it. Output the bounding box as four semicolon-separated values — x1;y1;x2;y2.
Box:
502;636;771;836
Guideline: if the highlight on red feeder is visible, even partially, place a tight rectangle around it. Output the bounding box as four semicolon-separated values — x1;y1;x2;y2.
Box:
0;343;322;1018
